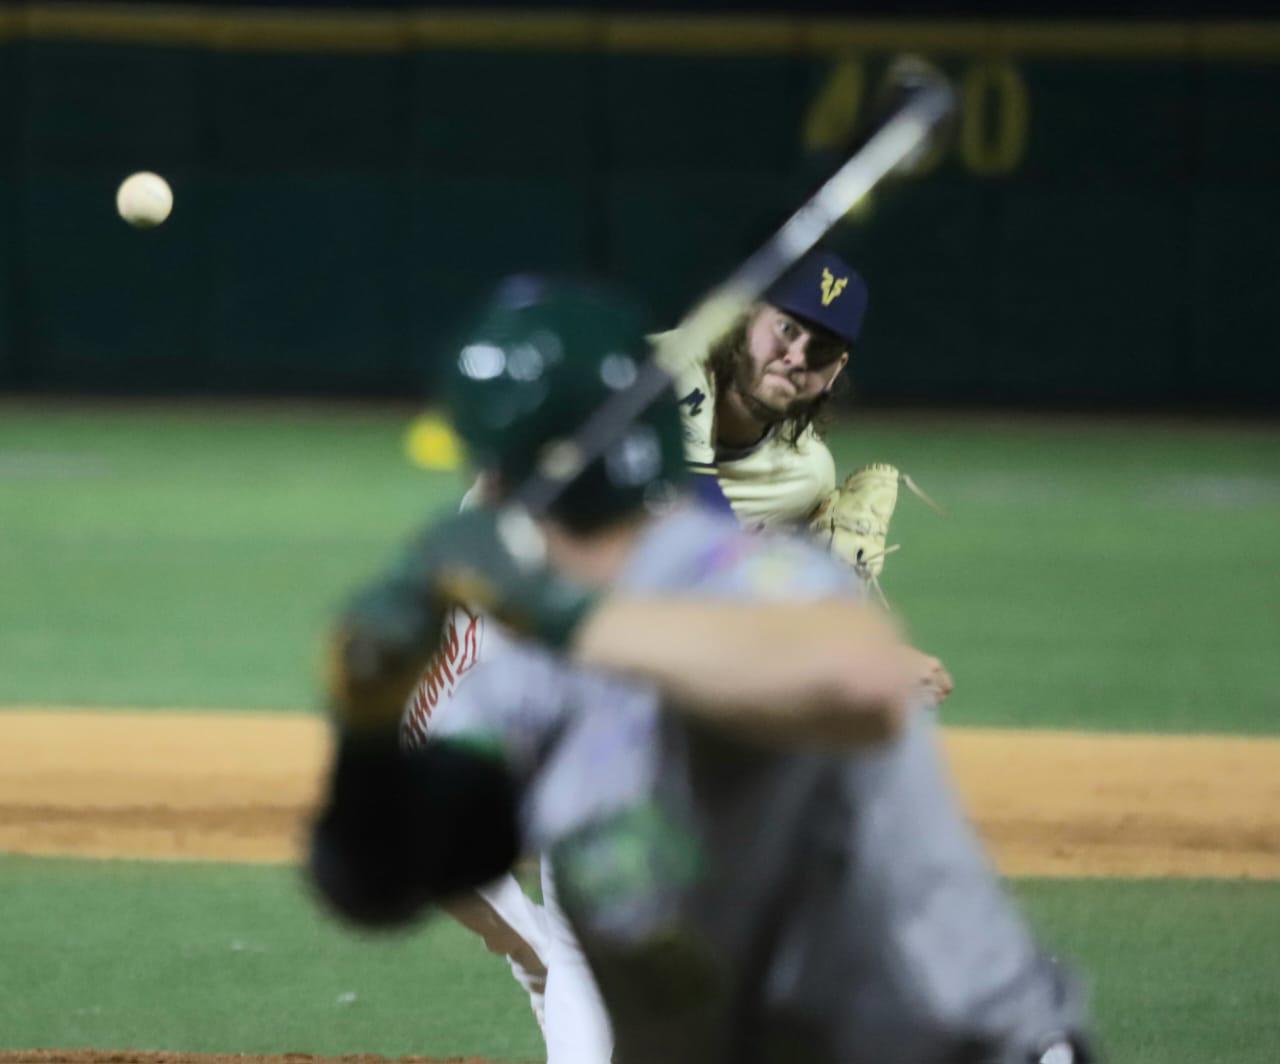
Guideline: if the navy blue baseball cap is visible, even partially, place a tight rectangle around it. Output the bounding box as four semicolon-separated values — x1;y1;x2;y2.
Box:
763;249;868;347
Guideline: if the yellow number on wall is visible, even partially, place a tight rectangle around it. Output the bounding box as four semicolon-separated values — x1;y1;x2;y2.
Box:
960;60;1030;175
802;57;866;153
804;56;1031;183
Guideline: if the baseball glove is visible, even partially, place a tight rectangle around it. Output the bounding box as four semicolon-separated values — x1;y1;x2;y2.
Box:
809;463;942;598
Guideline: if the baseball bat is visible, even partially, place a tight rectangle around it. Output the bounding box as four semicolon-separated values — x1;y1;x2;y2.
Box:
513;56;957;518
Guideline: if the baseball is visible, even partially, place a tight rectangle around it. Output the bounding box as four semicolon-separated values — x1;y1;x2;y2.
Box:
116;171;173;228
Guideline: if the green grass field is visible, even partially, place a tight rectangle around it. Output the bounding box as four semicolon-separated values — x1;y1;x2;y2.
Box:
2;856;1278;1064
2;404;1279;1061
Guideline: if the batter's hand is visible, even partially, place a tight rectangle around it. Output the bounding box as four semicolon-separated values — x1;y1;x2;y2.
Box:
327;576;447;734
424;507;599;649
327;505;595;733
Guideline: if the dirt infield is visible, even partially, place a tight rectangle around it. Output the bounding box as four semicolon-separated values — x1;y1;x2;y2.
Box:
1;709;1279;878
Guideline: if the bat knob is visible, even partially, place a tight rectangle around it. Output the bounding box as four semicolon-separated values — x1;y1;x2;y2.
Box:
878;55;958;175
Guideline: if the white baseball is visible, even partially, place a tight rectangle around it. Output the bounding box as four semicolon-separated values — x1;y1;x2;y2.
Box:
116;171;173;228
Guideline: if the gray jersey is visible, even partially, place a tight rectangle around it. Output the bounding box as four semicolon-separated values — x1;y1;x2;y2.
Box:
438;505;1086;1064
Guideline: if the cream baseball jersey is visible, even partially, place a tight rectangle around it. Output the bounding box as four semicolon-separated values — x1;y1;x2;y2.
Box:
657;339;836;531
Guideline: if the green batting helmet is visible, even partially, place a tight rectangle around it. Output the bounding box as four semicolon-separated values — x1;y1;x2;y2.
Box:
441;276;687;531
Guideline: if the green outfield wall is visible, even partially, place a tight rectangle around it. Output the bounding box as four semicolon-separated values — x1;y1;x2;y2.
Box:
1;7;1279;404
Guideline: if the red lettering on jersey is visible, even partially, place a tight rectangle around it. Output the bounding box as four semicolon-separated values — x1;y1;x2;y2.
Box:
400;608;484;747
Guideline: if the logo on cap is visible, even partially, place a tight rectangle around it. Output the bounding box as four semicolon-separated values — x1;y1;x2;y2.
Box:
820;267;849;307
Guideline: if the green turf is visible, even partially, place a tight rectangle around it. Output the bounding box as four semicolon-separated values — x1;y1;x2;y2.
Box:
0;854;543;1060
2;855;1276;1062
828;418;1280;734
0;406;465;711
2;405;1278;732
1017;878;1280;1063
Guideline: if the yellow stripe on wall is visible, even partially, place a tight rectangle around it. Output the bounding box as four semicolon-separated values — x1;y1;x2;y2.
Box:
0;4;1279;59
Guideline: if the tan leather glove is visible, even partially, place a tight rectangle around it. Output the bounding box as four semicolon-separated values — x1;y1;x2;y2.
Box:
809;463;942;589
